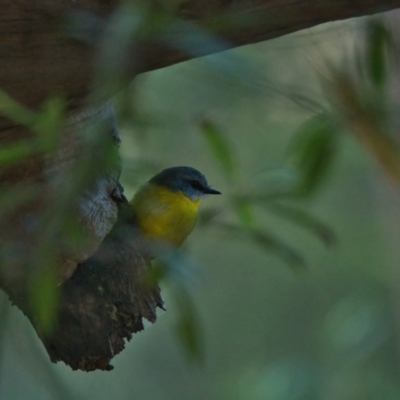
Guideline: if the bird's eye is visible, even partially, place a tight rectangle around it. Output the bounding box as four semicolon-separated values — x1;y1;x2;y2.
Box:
191;180;203;190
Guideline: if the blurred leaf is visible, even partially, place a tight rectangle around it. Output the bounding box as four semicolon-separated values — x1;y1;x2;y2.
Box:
251;229;306;272
173;289;204;363
146;260;168;284
323;294;390;360
263;202;336;247
29;265;60;336
201;119;235;179
233;197;255;230
197;206;224;226
0;139;40;166
63;10;104;45
0;89;36;128
94;3;144;100
34;97;65;150
153;249;199;289
259;80;326;114
333;72;400;183
288;112;337;196
23;319;84;400
240;166;299;204
165;20;230;65
148;251;203;361
217;222;306;271
366;20;390;87
0;93;65;166
0;293;10;374
0;89;65;142
0;185;40;223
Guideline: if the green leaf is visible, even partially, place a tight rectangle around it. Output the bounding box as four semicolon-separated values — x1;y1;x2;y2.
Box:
34;97;65;150
251;229;306;272
288;113;337;196
154;250;199;289
0;140;39;166
201;119;235;179
0;94;65;166
217;222;306;272
0;185;39;222
261;202;336;247
0;89;36;128
29;265;60;336
366;20;390;87
173;289;204;363
145;261;167;284
197;206;223;226
233;197;255;230
0;293;10;367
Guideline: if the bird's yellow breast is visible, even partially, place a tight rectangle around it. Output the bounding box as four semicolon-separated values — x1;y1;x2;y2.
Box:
130;184;201;247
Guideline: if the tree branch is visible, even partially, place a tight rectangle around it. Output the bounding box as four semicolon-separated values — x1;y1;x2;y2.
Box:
1;1;399;110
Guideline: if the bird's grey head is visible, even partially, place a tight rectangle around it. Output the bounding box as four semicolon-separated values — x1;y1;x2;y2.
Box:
149;166;221;200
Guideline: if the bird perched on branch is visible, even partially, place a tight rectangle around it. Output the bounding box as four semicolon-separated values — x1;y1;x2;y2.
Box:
43;167;220;369
130;166;221;249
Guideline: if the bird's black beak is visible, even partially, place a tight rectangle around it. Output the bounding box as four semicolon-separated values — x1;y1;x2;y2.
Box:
204;187;221;195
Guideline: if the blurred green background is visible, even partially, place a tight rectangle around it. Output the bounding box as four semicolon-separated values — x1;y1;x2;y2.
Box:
2;15;400;400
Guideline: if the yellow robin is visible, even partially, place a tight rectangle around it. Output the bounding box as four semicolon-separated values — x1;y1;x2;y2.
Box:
130;166;221;248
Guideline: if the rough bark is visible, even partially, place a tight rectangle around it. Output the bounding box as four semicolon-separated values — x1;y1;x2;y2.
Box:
6;197;163;371
1;1;400;110
40;199;163;371
0;0;399;371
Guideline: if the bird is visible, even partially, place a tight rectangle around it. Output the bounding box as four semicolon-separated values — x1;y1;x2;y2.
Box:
129;166;221;249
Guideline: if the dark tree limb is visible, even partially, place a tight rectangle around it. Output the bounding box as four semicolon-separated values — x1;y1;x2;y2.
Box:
5;196;163;371
0;0;399;370
41;199;163;371
1;1;400;110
